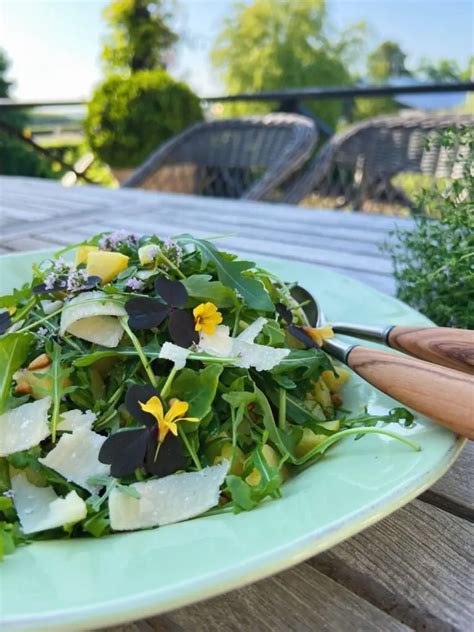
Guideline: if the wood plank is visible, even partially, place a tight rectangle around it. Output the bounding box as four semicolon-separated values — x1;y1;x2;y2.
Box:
106;563;410;632
309;499;474;632
106;213;394;275
420;441;474;520
0;176;413;232
123;208;391;258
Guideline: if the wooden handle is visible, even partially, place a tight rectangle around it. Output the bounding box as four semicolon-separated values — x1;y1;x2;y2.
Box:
347;346;474;439
388;326;474;375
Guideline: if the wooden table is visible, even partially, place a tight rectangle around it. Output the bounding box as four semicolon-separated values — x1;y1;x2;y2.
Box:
1;176;472;632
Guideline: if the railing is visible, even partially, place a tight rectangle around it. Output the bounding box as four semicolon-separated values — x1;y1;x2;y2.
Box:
1;81;473;183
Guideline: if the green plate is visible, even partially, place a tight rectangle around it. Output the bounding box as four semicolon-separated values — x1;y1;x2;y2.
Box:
0;250;463;632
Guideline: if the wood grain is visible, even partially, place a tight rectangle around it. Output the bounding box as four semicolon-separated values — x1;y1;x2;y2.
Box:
105;501;472;632
347;346;474;438
0;175;406;295
310;500;474;632
388;326;474;374
106;563;411;632
422;441;474;520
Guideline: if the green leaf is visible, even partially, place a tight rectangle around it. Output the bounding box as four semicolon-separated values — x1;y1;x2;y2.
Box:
83;509;110;538
38;342;77;441
181;274;238;308
226;446;283;511
340;407;415;429
0;459;10;494
178;236;273;311
0;333;33;414
271;349;334;382
170;364;223;419
0;497;12;511
0;284;33;310
226;475;257;510
261;319;286;346
73;339;161;368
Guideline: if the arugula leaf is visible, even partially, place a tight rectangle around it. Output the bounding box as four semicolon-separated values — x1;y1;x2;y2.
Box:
271;349;334;382
36;342;77;441
171;364;223;419
82;509;110;538
178;236;273;311
181;274;238;308
0;521;29;561
0;284;32;309
226;475;257;510
226;446;282;511
261;319;286;346
0;459;11;493
340;407;415;429
74;339;162;368
0;333;33;414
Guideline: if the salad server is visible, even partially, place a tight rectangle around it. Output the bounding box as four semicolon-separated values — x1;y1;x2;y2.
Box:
289;285;474;439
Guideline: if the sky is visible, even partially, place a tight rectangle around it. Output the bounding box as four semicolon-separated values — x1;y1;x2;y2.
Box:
0;0;472;101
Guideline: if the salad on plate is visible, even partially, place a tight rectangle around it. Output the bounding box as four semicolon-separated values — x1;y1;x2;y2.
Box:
0;231;419;559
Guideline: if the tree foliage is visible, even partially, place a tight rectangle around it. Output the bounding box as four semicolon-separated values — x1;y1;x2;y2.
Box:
0;49;53;178
367;41;411;82
353;40;411;121
211;0;364;128
85;70;203;168
417;58;462;82
101;0;177;74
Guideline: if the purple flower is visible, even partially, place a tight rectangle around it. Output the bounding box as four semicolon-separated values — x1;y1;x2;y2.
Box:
99;230;139;251
66;269;89;293
126;277;144;291
3;490;14;499
44;272;59;291
162;239;183;268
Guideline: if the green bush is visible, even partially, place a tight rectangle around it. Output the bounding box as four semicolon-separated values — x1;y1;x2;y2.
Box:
385;127;474;329
84;70;203;168
0;135;55;178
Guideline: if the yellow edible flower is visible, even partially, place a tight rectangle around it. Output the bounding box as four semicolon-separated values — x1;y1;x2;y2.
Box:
301;325;334;346
139;396;199;443
193;302;223;335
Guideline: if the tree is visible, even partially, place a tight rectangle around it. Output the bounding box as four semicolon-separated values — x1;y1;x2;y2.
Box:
417;58;461;82
101;0;178;74
211;0;364;128
353;41;411;121
0;49;53;177
367;41;411;82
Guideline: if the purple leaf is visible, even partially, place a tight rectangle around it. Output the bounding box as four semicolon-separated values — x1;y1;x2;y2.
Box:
125;297;168;329
125;384;162;427
155;277;188;308
98;428;149;478
169;309;199;348
82;276;102;291
145;433;187;477
0;311;12;335
275;302;293;324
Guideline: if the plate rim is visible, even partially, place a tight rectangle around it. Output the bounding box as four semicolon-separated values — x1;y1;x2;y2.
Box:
0;248;465;631
3;436;464;632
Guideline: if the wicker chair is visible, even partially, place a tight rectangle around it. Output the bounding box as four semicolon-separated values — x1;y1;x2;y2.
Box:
285;113;474;209
122;114;317;202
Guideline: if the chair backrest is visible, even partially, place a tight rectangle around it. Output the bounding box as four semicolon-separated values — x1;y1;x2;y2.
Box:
122;114;317;202
284;112;474;206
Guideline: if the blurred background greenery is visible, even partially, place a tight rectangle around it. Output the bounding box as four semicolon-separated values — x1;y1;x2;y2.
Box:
0;0;472;195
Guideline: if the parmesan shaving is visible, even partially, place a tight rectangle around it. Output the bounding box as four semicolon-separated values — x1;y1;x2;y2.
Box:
11;473;87;534
109;460;229;531
0;397;51;457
